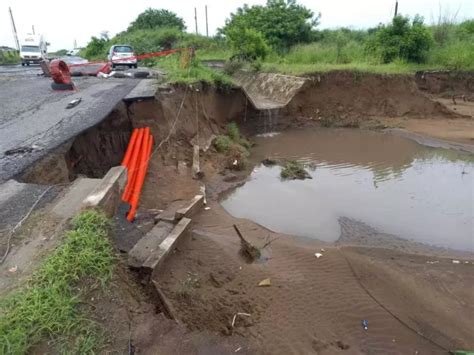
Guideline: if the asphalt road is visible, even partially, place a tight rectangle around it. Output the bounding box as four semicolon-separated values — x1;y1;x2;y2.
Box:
0;64;140;182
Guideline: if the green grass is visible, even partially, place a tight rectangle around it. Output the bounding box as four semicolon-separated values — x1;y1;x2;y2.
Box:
0;210;114;354
156;53;233;85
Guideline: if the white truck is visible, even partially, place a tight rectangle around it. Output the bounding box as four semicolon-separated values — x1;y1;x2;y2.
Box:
20;34;47;66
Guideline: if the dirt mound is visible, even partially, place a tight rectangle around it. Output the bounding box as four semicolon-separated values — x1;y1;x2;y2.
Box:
285;71;457;123
415;71;474;97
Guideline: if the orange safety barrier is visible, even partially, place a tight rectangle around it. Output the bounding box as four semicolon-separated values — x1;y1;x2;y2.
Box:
127;131;153;221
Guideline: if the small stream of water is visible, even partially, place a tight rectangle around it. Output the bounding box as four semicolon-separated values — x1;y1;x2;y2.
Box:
221;128;474;252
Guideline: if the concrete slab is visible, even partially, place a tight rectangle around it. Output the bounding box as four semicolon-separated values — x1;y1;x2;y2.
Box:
82;166;127;217
233;71;307;110
123;79;158;102
144;217;191;273
175;195;204;220
128;220;175;269
155;200;188;222
0;76;139;183
52;178;100;219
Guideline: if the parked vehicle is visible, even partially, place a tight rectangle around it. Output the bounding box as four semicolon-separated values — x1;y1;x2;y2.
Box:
67;48;82;56
107;45;137;69
20;34;47;66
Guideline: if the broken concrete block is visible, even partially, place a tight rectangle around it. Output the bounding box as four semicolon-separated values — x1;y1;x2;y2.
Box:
82;166;127;217
128;221;175;269
175;195;204;220
144;217;191;273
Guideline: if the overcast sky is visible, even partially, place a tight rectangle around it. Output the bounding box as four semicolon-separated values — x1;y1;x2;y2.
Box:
1;0;473;51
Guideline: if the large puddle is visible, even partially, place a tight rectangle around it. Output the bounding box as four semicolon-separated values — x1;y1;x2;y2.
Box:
221;128;474;252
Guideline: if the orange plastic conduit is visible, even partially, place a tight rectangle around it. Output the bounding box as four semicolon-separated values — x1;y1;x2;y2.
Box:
126;127;150;200
121;128;139;167
122;128;145;202
127;132;153;222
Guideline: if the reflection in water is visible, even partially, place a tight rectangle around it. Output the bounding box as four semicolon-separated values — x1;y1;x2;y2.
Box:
222;128;474;252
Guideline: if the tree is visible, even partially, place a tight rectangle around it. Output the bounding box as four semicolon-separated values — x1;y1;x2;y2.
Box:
367;15;433;63
226;28;270;60
128;8;185;32
222;0;320;52
82;36;109;59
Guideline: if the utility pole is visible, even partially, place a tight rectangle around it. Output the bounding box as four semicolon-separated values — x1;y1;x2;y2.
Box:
9;7;20;50
205;5;209;37
32;25;35;35
394;1;399;17
194;7;198;35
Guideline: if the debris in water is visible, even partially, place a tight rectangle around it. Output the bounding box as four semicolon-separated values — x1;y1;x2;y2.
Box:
258;278;271;287
315;253;323;259
235;346;242;353
426;260;439;264
204;206;211;210
452;260;461;264
262;158;278;167
362;319;368;331
280;160;312;180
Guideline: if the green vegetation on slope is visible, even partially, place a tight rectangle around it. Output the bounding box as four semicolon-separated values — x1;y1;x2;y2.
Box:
0;51;20;65
214;122;251;170
80;4;474;82
0;210;114;354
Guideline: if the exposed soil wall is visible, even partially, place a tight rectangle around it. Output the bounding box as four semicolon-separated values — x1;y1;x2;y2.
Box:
415;71;474;97
66;102;131;178
285;71;456;123
19;72;463;185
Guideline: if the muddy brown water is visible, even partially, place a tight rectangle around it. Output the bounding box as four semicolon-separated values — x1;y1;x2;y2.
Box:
221;128;474;252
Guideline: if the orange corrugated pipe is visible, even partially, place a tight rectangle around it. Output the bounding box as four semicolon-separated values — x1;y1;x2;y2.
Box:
127;132;153;221
121;128;139;167
126;127;150;201
122;128;145;202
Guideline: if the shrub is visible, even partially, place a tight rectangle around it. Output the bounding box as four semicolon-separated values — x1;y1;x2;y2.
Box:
0;51;20;65
214;135;232;152
223;60;244;75
226;122;240;141
366;15;433;63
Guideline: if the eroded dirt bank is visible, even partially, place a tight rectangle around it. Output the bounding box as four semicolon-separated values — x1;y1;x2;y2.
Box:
104;75;474;354
12;73;473;354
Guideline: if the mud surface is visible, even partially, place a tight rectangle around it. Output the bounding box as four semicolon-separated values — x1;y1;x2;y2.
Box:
222;128;473;252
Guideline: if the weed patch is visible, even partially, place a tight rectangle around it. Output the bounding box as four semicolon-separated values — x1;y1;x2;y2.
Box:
0;210;114;354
